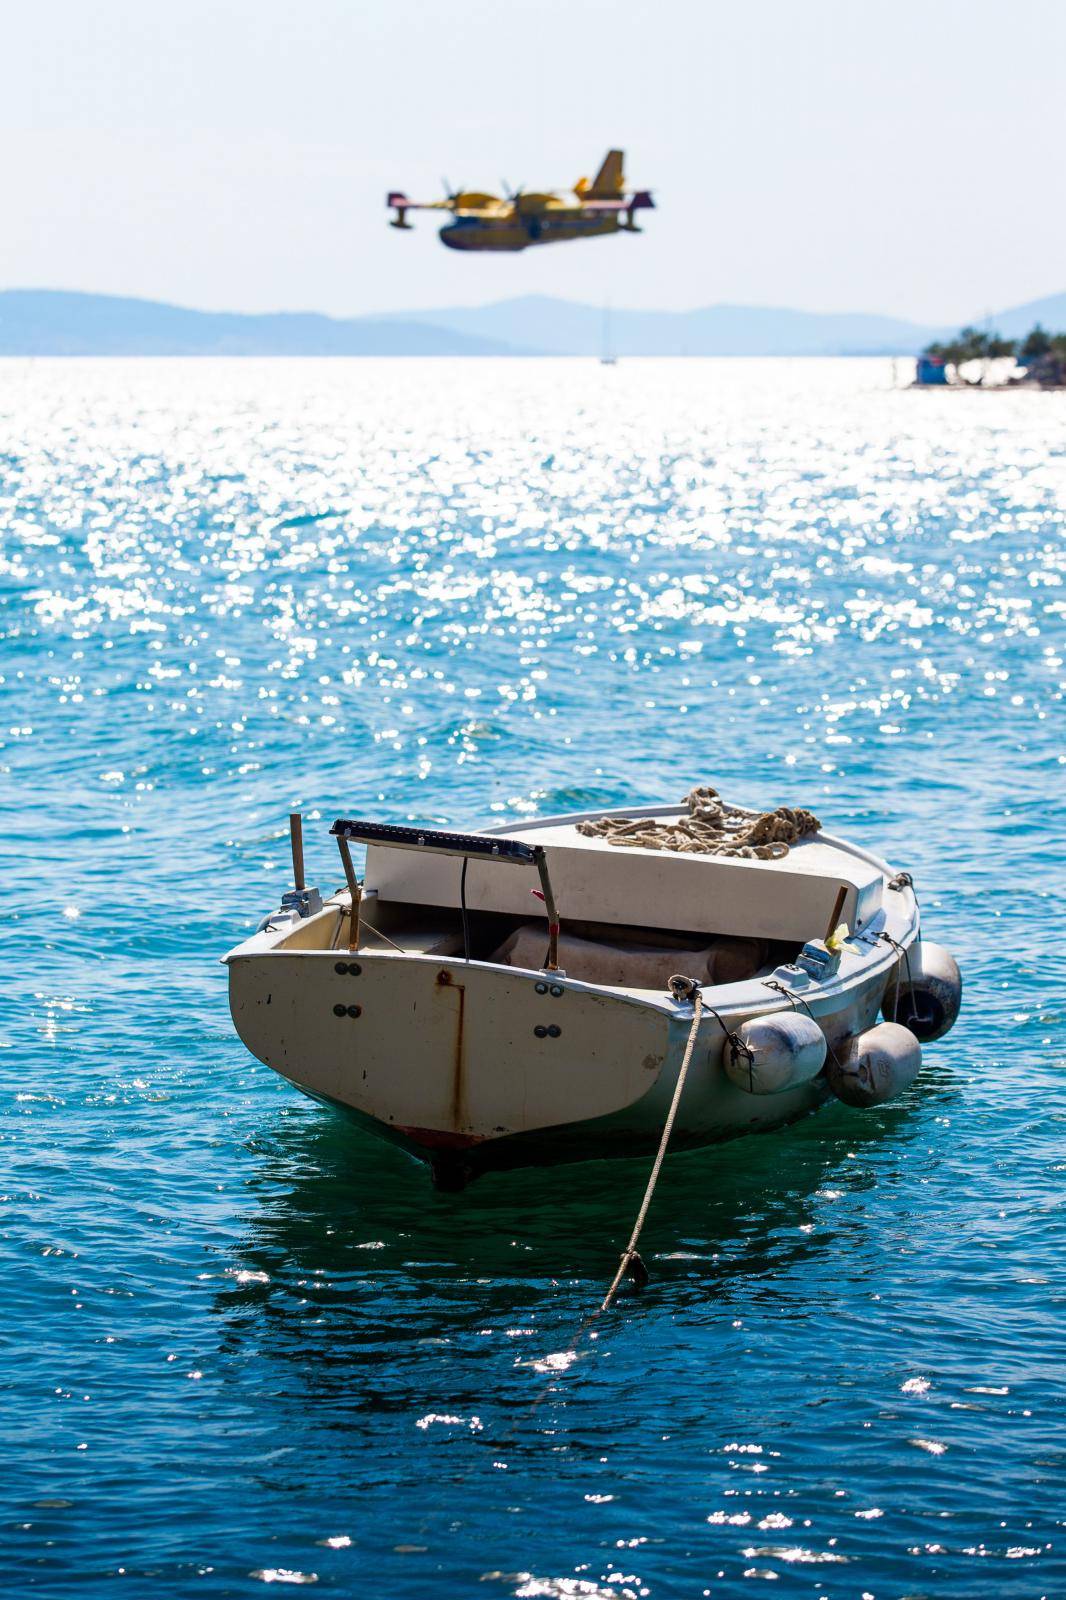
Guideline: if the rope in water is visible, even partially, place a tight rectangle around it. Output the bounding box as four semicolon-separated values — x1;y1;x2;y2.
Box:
409;985;707;1543
409;983;712;1537
577;785;821;861
600;985;704;1311
523;982;708;1402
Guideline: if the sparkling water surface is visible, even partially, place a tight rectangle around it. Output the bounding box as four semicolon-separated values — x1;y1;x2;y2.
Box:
2;358;1063;1597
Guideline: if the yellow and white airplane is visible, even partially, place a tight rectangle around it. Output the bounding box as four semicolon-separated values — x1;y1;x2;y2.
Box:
387;149;654;252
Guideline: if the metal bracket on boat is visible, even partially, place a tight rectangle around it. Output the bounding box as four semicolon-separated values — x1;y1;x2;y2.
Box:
329;818;562;971
795;940;840;980
769;961;811;986
259;815;323;928
275;813;323;919
676;978;756;1077
279;886;322;918
794;883;849;979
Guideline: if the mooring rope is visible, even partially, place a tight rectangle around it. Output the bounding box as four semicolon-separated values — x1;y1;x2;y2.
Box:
412;984;709;1527
600;983;705;1310
520;980;709;1396
577;785;821;860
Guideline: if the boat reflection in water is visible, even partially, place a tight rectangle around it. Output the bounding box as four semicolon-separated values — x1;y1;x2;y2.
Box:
211;1067;950;1386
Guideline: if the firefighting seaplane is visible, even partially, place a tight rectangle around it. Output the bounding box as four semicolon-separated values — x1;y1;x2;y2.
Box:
386;149;654;252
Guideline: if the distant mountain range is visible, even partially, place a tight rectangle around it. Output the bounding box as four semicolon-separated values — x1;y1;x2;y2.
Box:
2;288;1065;358
375;297;943;357
0;290;523;357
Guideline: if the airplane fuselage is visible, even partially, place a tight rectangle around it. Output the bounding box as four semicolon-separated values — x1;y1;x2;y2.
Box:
440;215;629;252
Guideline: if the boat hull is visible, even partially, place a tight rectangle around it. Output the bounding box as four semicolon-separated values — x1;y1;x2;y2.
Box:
227;946;893;1176
225;803;931;1178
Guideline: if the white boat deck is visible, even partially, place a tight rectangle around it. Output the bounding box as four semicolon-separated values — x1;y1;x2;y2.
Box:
364;808;884;945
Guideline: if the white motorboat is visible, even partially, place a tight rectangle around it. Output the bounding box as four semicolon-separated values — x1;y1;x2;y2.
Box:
224;790;961;1188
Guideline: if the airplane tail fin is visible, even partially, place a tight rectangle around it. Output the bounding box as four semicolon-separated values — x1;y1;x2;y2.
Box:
578;149;624;198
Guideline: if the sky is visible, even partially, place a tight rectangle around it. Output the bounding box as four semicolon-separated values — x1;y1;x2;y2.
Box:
4;0;1065;322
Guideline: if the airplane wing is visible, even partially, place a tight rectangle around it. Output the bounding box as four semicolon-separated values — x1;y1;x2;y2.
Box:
387;191;455;213
388;190;512;226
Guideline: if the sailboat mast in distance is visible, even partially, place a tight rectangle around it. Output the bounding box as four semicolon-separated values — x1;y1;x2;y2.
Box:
600;300;617;365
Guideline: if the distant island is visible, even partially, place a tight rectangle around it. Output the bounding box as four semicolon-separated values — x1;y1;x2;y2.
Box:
0;290;525;358
3;287;1066;360
919;323;1066;388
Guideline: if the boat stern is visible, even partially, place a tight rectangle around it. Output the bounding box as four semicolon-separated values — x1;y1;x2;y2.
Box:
227;945;673;1163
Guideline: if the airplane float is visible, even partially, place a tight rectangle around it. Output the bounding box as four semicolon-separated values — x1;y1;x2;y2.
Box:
386;149;653;252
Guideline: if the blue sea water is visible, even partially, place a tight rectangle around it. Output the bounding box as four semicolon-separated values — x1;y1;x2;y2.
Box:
1;356;1064;1599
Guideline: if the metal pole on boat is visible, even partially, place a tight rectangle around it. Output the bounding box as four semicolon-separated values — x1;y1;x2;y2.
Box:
336;833;362;953
289;812;305;891
533;848;561;972
824;884;848;942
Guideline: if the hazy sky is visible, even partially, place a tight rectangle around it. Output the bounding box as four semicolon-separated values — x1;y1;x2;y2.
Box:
5;1;1064;321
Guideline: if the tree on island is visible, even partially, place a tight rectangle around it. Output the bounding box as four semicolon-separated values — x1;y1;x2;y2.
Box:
1016;323;1066;384
1020;324;1051;360
922;322;1066;387
923;326;1015;373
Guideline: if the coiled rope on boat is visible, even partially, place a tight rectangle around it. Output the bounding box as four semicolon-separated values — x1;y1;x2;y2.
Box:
577;785;821;861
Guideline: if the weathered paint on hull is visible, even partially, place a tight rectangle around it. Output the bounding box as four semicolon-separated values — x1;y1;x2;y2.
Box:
229;950;673;1143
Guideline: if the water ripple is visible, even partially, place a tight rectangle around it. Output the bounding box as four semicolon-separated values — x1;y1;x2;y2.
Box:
1;358;1063;1597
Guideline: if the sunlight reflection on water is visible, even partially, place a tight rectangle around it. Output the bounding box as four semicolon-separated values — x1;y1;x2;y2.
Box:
1;358;1063;1598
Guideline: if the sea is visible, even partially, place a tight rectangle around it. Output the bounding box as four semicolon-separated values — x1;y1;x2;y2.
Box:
2;357;1063;1598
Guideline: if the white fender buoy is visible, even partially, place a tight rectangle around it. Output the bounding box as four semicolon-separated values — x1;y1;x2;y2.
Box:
725;1011;827;1095
882;941;962;1042
827;1021;922;1108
